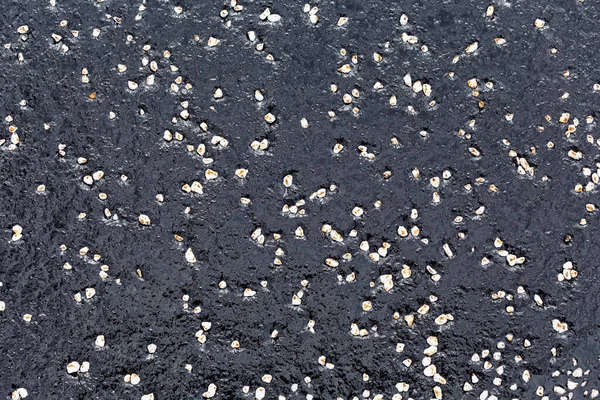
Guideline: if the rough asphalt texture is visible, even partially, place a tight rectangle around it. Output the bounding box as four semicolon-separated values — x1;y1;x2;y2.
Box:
0;0;599;399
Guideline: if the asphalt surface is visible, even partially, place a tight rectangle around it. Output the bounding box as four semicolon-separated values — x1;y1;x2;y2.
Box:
0;0;599;399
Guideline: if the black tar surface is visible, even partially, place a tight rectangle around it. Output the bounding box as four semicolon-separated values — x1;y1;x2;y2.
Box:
0;0;599;399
